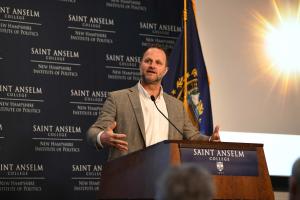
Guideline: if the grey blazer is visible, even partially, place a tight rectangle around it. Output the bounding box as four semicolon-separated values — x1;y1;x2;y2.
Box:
87;84;209;160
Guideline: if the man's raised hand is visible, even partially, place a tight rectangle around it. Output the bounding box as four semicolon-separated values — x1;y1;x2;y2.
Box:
100;121;128;152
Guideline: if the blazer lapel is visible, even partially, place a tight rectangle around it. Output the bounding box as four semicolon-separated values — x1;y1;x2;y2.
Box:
128;85;146;144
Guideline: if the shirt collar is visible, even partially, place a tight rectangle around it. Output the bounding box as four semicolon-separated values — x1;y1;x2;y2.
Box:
137;81;164;100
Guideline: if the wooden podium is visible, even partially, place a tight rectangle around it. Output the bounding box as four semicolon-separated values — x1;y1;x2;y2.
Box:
98;140;274;200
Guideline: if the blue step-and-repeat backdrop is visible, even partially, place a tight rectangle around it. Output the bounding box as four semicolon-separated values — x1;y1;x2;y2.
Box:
0;0;182;199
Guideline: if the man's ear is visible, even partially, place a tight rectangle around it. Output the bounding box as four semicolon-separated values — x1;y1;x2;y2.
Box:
164;67;169;76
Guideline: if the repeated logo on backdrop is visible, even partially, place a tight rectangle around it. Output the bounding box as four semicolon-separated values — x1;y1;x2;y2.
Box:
0;6;42;37
0;84;44;114
71;164;102;192
30;47;81;78
0;0;182;199
32;124;82;153
105;0;147;11
105;52;141;81
0;163;45;192
70;89;107;116
67;14;116;44
0;123;3;144
139;21;181;49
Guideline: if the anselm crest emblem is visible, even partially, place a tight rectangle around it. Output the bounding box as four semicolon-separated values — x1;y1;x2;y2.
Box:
171;68;204;124
216;161;224;174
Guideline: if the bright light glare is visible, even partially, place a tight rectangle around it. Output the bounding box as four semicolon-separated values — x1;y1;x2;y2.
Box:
265;19;300;75
252;0;300;94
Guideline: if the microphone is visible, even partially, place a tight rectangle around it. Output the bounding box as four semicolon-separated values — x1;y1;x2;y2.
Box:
150;95;184;137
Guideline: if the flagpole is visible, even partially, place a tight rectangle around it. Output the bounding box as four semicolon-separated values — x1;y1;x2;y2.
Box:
183;0;188;111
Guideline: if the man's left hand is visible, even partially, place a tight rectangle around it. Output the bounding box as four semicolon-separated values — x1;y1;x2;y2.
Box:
210;125;221;142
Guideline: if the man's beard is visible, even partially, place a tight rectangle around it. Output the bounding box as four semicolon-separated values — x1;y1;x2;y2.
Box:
141;74;162;84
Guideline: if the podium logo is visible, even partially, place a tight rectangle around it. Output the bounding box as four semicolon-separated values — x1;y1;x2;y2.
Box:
216;161;224;174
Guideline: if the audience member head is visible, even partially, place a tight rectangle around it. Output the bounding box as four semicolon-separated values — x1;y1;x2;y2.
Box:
290;157;300;200
156;164;214;200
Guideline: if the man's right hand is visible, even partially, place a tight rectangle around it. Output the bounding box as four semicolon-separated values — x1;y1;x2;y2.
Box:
100;121;128;152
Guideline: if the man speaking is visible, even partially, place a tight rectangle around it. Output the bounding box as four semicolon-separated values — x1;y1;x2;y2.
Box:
87;45;220;161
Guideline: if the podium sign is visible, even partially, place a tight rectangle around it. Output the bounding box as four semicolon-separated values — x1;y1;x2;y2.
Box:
180;147;258;176
98;140;274;200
